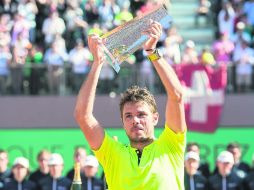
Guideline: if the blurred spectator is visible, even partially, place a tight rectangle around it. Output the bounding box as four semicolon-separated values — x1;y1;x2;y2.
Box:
200;46;216;65
227;142;250;176
184;151;208;190
68;40;91;93
42;11;66;47
64;1;87;50
0;45;11;95
114;3;133;26
212;32;234;65
17;0;38;43
0;14;12;48
98;0;120;29
66;147;87;181
243;154;254;190
208;0;221;27
0;0;18;18
243;0;254;26
186;142;210;179
117;55;136;93
29;150;51;186
44;41;68;95
51;0;66;17
53;33;67;54
34;0;51;46
232;37;254;93
218;1;235;40
232;3;244;31
181;40;199;64
83;0;99;25
162;27;182;65
208;151;243;190
129;0;144;16
87;23;103;36
232;22;252;47
38;153;71;190
240;14;253;35
81;155;104;190
23;46;33;94
195;0;211;27
25;45;44;95
11;32;30;94
0;150;12;190
4;157;36;190
98;63;115;94
138;0;158;14
11;12;30;46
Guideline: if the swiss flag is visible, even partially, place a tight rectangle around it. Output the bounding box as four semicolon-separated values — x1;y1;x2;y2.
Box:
174;64;227;133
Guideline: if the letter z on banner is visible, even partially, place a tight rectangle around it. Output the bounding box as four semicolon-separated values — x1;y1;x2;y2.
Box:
174;64;227;132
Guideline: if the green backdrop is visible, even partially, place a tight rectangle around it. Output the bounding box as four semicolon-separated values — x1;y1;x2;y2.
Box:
1;127;254;177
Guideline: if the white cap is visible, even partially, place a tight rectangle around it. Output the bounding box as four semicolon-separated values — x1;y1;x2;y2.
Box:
84;155;99;167
13;157;29;168
185;40;195;48
185;151;200;161
48;153;64;166
236;22;245;30
217;151;234;163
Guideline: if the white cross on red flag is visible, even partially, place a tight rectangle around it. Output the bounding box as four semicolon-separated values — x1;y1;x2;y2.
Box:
174;64;227;133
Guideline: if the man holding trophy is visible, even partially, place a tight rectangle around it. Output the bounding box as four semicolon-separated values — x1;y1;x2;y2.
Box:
74;8;187;190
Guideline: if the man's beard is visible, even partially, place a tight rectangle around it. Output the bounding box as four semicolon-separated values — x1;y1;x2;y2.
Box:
128;135;151;144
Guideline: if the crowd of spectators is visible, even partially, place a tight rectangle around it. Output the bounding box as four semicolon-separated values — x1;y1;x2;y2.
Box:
0;148;105;190
184;142;254;190
1;142;254;190
0;0;254;96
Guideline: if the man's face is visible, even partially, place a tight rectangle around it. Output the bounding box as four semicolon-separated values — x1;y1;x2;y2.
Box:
12;164;28;182
217;161;233;176
38;153;50;171
122;101;158;144
185;159;199;176
228;147;241;163
49;164;63;179
74;149;86;167
83;166;97;178
0;152;8;172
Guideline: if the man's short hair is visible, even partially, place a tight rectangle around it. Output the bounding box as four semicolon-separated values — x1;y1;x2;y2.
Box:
119;86;157;117
37;149;51;161
0;149;8;155
74;146;86;153
186;142;200;152
227;142;241;150
74;147;87;157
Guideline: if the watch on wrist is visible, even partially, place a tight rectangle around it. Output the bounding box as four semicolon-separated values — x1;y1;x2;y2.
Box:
147;49;162;61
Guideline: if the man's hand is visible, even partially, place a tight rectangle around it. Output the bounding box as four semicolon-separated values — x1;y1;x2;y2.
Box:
143;20;162;53
88;34;105;64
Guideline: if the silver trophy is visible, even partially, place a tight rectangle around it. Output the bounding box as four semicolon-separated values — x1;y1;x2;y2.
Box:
101;5;172;72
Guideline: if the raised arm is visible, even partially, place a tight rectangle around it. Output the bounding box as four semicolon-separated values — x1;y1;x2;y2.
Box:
74;35;105;150
143;21;186;133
